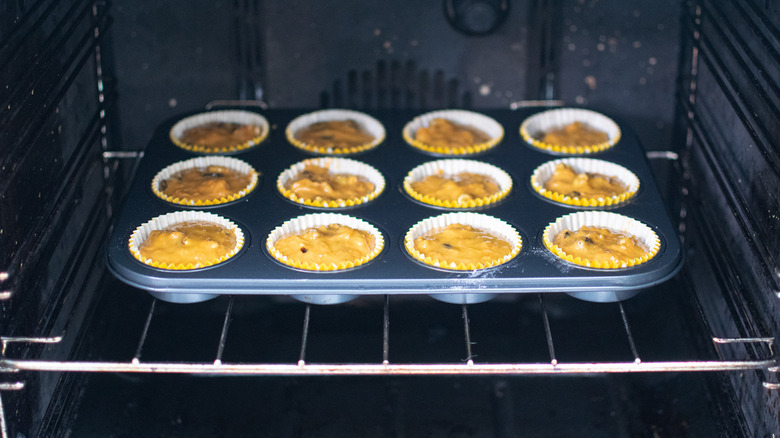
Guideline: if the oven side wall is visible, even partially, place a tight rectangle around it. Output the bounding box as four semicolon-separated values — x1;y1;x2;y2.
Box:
0;1;125;436
675;1;780;435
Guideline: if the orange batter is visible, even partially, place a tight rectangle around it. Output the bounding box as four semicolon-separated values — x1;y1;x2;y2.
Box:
552;226;648;264
285;164;375;201
540;121;608;147
139;221;237;266
544;163;627;198
414;223;511;266
415;118;490;150
160;165;252;201
179;122;262;149
295;120;375;148
273;224;376;266
411;171;500;202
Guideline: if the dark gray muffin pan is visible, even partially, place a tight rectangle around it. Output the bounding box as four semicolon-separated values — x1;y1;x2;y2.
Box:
106;108;683;304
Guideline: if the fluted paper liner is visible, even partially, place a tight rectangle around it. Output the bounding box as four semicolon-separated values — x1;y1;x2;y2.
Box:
530;158;639;207
405;212;522;271
266;213;385;271
169;110;269;154
403;110;504;156
152;156;259;206
403;159;512;209
129;211;244;270
543;211;660;269
286;109;385;155
277;157;385;208
520;108;621;154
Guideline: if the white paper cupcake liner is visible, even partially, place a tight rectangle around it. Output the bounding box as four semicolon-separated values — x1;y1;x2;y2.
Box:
530;158;639;207
169;110;269;153
266;213;385;271
152;156;259;206
403;110;504;155
404;212;522;271
129;211;245;270
403;159;513;209
286;109;385;155
543;211;660;269
520;108;621;154
276;157;386;208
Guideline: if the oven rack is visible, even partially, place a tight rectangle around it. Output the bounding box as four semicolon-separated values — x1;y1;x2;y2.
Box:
1;293;776;377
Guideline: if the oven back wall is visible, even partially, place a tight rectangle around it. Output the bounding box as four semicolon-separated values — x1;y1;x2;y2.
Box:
109;1;238;154
109;0;681;156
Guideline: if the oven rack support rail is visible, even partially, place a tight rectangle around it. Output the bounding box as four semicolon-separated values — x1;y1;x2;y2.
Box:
1;294;776;377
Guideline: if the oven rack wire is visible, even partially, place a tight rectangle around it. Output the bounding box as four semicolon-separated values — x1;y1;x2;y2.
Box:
1;293;776;377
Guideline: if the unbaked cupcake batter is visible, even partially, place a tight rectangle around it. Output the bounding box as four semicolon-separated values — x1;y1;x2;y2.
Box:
295;120;375;149
540;121;608;147
160;165;252;201
139;221;237;266
285;164;375;201
415;118;490;149
179;122;262;149
411;171;500;202
544;163;627;198
552;226;648;264
273;224;376;266
414;223;511;266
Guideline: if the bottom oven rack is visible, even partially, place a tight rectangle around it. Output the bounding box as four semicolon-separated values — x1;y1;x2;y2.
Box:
1;293;776;377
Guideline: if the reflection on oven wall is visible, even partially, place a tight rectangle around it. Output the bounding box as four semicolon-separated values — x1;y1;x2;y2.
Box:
109;0;679;158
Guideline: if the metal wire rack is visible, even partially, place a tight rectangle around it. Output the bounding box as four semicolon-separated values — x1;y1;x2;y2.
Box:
1;293;775;376
0;289;777;438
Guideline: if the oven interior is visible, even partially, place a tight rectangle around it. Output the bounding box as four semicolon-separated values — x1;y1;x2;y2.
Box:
1;0;779;436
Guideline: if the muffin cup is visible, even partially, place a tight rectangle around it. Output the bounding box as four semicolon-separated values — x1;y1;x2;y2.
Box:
403;110;504;156
277;157;385;208
543;211;660;269
520;108;621;154
169;110;269;154
129;211;245;270
152;156;259;206
530;158;639;207
403;159;513;209
404;212;522;271
266;213;385;271
286;109;385;155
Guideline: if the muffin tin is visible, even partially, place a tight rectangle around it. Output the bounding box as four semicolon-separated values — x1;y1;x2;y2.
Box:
106;108;683;304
